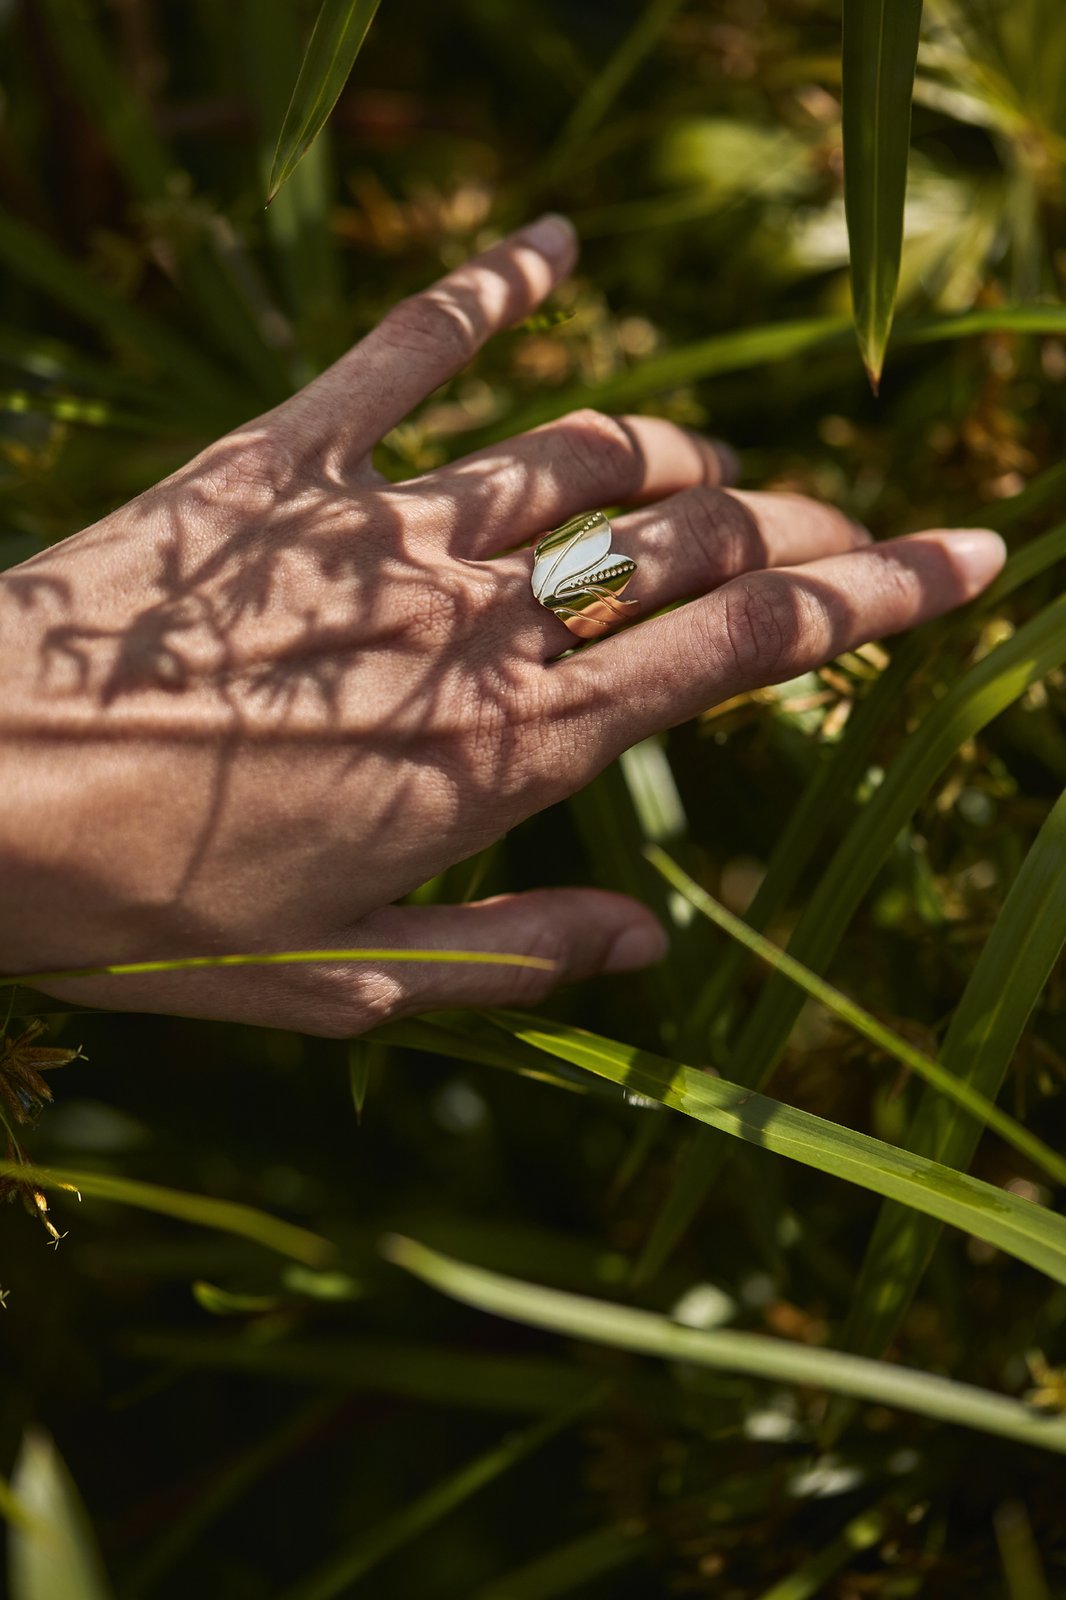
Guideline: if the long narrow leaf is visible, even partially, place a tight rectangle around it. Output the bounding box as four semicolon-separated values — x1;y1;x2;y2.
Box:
687;521;1066;1049
268;0;383;203
384;1237;1066;1456
837;783;1066;1374
645;844;1066;1187
124;1331;595;1414
842;0;925;386
277;1388;600;1600
38;0;297;398
641;584;1066;1281
541;0;685;185
472;1523;654;1600
1;946;553;990
475;305;1066;443
451;1012;1066;1287
0;1160;332;1266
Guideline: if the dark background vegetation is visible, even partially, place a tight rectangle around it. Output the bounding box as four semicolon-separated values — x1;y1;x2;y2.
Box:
1;0;1066;1594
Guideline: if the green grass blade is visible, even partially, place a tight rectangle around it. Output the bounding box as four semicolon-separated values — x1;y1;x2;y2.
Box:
38;0;298;398
125;1400;332;1600
241;0;342;356
277;1388;601;1600
996;1501;1052;1600
0;210;242;421
1;946;554;990
460;1012;1066;1287
475;306;1066;443
686;521;1066;1049
641;583;1066;1281
8;1431;115;1600
377;1013;607;1096
0;1160;332;1266
646;844;1066;1187
755;1503;890;1600
471;1523;654;1600
123;1331;595;1414
835;783;1066;1377
842;0;925;387
267;0;383;203
384;1236;1066;1455
541;0;685;185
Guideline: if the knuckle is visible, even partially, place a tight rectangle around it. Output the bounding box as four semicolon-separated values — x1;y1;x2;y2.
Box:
718;576;802;682
305;964;405;1038
379;294;477;366
555;409;641;499
185;435;300;512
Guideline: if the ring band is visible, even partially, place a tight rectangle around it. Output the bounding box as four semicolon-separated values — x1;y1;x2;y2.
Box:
531;510;637;639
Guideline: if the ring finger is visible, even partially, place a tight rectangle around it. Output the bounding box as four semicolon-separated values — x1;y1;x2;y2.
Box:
486;485;870;656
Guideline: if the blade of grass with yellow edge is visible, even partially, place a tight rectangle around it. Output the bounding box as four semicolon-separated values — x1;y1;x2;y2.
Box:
637;581;1066;1284
822;782;1066;1439
382;1236;1066;1456
842;0;925;388
267;0;383;203
644;842;1066;1188
0;1160;332;1267
0;945;554;990
469;1010;1066;1287
275;1386;605;1600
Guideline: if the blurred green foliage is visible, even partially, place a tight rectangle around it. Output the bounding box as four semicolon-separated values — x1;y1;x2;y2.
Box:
2;0;1066;1595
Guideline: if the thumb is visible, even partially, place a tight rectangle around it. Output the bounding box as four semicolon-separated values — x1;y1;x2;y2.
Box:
344;889;668;1024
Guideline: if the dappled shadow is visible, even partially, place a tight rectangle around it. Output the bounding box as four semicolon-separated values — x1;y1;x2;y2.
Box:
0;399;968;1011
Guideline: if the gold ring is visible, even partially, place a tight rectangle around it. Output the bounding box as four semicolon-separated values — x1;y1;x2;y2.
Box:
531;510;637;639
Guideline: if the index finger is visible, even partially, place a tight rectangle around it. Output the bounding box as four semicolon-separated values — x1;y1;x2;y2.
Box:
289;215;578;478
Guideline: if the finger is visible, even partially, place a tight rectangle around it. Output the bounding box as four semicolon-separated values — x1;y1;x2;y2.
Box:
412;412;737;555
323;890;668;1025
556;529;1007;751
33;888;667;1035
288;215;579;478
491;487;869;656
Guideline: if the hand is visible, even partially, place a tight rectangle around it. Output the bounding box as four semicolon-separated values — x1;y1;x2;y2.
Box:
0;215;1005;1033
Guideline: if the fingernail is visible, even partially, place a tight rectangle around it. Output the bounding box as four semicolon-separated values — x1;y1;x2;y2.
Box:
945;529;1007;592
519;213;578;266
603;917;670;974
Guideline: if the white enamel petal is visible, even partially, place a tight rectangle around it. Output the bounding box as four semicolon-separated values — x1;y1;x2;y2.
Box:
532;523;613;600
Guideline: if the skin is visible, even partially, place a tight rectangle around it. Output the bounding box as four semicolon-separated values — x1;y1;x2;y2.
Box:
0;214;1006;1034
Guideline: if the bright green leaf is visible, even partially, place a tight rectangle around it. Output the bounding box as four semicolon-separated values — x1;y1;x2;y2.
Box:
383;1237;1066;1456
472;1010;1066;1287
268;0;383;203
842;0;925;386
836;783;1066;1378
0;1160;332;1267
